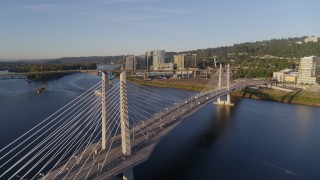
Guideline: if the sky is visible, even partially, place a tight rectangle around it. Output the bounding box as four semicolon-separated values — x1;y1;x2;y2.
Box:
0;0;319;60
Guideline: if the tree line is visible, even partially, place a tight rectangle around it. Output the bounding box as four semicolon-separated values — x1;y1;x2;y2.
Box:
4;62;97;73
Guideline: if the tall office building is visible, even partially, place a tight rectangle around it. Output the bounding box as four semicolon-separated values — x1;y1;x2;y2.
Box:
297;56;320;84
145;50;165;70
137;55;146;70
145;51;153;70
174;54;197;69
125;56;139;70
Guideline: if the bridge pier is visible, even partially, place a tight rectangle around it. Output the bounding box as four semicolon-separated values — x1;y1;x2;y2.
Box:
120;71;132;156
102;72;111;150
123;168;134;180
214;94;234;106
143;72;148;80
120;70;134;180
214;64;234;106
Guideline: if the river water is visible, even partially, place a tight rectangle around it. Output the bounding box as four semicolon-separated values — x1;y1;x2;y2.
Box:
0;73;319;179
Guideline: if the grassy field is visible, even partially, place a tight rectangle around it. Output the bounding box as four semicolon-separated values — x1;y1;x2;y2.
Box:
232;88;320;106
129;78;209;92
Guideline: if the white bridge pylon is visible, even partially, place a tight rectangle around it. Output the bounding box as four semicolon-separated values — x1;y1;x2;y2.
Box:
214;64;234;106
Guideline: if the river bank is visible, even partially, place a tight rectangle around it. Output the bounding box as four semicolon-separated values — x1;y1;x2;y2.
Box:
129;78;320;107
129;78;209;92
232;87;320;107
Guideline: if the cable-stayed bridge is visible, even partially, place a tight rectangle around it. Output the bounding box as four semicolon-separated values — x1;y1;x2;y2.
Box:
0;64;265;180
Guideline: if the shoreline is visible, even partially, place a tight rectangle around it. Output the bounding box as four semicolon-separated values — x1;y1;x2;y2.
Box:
231;88;320;107
129;78;320;107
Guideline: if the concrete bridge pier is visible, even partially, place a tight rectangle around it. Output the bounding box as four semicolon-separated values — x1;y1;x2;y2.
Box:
120;70;134;180
173;70;177;78
102;72;111;150
143;72;148;80
215;94;234;106
214;64;234;106
123;168;134;180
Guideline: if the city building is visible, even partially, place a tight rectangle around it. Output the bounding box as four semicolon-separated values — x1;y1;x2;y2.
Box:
273;69;295;82
125;56;138;70
145;51;153;70
137;55;146;70
284;72;299;82
145;50;165;70
158;62;174;70
297;56;320;84
174;54;197;69
304;36;319;43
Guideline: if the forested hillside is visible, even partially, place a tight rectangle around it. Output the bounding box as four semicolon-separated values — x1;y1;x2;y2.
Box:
178;36;320;78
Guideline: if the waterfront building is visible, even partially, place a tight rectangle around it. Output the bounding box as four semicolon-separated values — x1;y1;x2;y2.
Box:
158;62;174;70
284;72;299;82
125;56;139;70
137;55;146;70
145;50;165;70
304;36;319;43
297;56;320;84
174;54;197;69
273;69;295;82
145;51;153;70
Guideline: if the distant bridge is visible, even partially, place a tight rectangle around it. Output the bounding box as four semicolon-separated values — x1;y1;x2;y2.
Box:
0;64;264;180
0;70;80;80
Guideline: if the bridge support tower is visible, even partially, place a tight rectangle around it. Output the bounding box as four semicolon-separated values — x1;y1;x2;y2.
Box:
143;72;148;80
120;70;134;180
214;64;234;106
102;72;111;150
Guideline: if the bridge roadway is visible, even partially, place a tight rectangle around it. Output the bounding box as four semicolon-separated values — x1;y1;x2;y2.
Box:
44;81;262;180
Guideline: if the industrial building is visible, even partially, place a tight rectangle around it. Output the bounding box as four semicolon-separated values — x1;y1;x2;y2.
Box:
297;56;320;84
174;54;197;69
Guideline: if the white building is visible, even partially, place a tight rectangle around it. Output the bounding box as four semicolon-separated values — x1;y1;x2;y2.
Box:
304;36;319;43
273;69;295;82
297;56;320;84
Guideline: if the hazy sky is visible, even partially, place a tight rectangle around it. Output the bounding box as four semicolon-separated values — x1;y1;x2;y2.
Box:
0;0;319;59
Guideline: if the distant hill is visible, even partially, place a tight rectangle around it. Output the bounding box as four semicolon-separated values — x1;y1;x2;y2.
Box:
184;36;319;59
2;36;319;72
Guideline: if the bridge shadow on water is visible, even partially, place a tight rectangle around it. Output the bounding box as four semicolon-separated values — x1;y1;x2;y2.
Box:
241;87;302;104
134;96;242;180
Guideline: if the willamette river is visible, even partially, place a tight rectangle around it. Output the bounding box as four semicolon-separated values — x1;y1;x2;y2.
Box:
0;73;319;179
